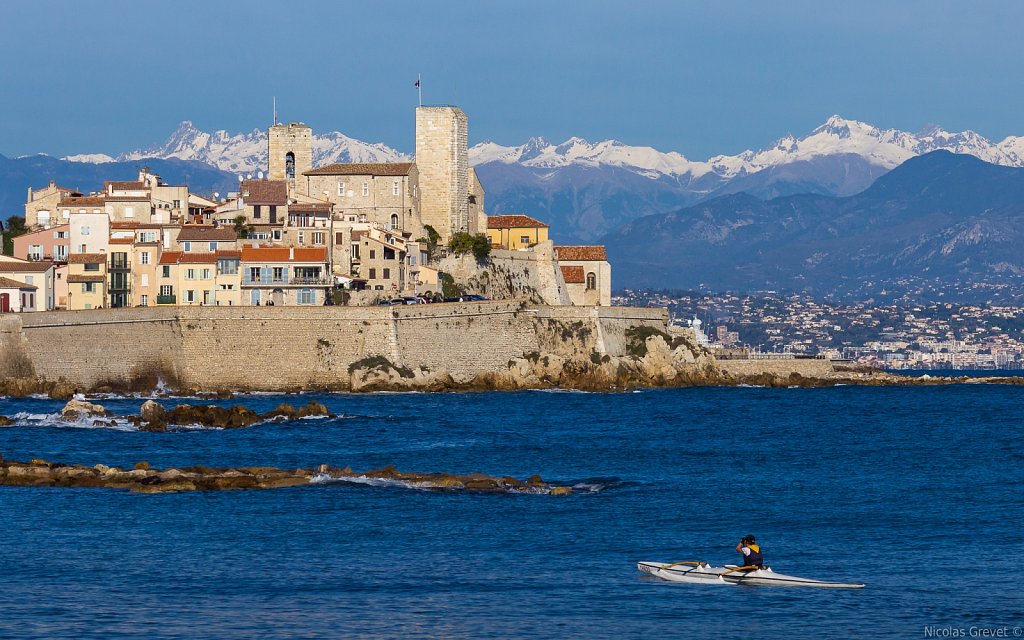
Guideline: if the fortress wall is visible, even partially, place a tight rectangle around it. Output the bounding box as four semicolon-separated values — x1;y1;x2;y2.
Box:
19;308;183;388
530;305;669;358
0;315;33;379
715;358;835;378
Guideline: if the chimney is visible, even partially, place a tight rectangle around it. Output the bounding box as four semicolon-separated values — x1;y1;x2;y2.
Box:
289;246;295;260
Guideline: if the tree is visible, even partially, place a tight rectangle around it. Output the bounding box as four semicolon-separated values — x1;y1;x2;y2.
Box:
2;215;27;256
447;232;491;263
233;215;252;239
415;224;442;263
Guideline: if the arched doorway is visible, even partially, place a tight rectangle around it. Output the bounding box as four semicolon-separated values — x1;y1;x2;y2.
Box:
0;293;10;313
272;288;285;306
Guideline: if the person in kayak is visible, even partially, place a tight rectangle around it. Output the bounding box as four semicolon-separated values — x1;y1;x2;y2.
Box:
736;535;764;568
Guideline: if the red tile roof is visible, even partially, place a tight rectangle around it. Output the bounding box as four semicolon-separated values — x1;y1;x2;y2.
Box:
288;203;332;214
560;265;585;284
216;250;242;259
158;251;182;265
68;253;107;264
177;226;239;242
555;245;607;261
110;222;140;229
109;238;134;244
177;253;220;264
487;215;548;229
241;246;328;263
106;181;148;191
303;162;414;176
0;276;36;290
67;274;105;283
61;196;106;207
0;260;56;273
241;180;288;205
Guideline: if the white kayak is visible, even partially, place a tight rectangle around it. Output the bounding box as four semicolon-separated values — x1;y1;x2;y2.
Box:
637;561;865;589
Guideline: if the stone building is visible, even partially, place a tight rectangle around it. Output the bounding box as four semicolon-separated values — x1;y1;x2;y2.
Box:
268;122;313;189
554;245;612;306
350;227;408;292
415;106;470;240
303;162;420;234
240;245;330;306
24;181;82;229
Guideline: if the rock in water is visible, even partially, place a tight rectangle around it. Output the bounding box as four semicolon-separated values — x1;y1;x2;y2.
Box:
0;417;14;427
140;400;166;422
60;399;110;422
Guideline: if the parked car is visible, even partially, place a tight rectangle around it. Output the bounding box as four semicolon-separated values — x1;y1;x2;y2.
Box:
463;294;488;301
377;298;403;306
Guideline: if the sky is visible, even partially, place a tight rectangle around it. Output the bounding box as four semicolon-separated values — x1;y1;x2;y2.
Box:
1;0;1022;160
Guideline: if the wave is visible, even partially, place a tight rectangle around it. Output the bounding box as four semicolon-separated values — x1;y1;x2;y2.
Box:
9;411;139;432
564;476;635;493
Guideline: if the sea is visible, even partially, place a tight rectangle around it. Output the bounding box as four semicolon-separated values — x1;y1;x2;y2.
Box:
1;385;1021;639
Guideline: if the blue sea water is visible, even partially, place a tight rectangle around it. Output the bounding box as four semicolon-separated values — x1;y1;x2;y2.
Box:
0;386;1022;639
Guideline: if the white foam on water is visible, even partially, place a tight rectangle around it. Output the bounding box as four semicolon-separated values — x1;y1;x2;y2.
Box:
11;411;139;432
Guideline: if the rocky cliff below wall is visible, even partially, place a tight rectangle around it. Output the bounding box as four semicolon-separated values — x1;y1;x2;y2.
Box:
0;303;854;395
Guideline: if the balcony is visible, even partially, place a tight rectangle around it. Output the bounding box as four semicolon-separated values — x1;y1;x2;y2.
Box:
156;295;177;305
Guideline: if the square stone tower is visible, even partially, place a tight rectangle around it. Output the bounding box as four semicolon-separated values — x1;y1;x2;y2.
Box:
268;122;313;194
415;106;469;241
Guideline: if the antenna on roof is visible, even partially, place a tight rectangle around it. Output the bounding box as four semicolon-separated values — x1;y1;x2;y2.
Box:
246;174;253;180
238;175;243;182
257;171;264;180
273;96;277;126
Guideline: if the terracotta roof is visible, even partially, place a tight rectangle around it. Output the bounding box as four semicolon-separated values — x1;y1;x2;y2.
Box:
241;180;288;205
303;162;414;177
288;203;332;214
0;261;55;273
67;274;105;283
158;251;182;265
176;226;238;242
61;196;106;206
109;237;134;244
39;184;81;195
560;265;585;284
106;181;148;191
177;253;219;264
110;222;140;229
0;276;36;290
487;215;548;229
241;246;328;263
216;250;242;259
555;245;607;261
68;253;107;264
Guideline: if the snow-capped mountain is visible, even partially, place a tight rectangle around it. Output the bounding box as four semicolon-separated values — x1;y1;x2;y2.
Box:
95;121;409;174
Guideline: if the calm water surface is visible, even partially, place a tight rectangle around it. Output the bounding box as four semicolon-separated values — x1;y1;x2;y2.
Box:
1;386;1022;639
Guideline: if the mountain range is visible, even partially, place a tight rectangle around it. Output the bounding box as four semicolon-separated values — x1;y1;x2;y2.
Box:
604;150;1024;302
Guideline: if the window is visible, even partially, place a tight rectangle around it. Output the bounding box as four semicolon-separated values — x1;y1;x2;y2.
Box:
201;269;212;280
62;209;70;220
285;152;295;180
173;199;181;209
54;231;67;239
162;265;171;278
83;282;95;293
337;182;346;197
351;244;360;259
390;213;399;229
29;245;43;260
184;290;195;303
520;236;530;244
140;231;156;243
140;252;150;265
185;269;196;280
81;226;90;236
586;272;597;291
141;274;149;287
218;259;238;275
269;206;277;224
84;263;100;272
25;276;34;285
362;182;369;197
124;206;134;218
183;241;192;252
249;267;261;282
383;248;395;260
273;229;282;241
56;246;68;261
312;232;324;245
298;232;304;245
38;211;50;226
140;294;149;306
383;268;390;279
368;268;376;279
78;244;87;252
209;242;218;251
393;180;400;196
160;285;173;297
253;205;262;219
272;267;285;283
369;250;376;260
298;289;314;305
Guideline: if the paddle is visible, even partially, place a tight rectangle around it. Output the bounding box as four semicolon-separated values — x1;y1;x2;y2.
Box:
657;561;708;571
719;565;761;576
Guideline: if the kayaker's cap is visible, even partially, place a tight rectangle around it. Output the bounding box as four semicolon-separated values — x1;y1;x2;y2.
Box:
742;535;756;544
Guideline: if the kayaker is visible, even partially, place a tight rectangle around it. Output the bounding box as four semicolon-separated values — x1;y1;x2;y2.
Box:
735;535;764;568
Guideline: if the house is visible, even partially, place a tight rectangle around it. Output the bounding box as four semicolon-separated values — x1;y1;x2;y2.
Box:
66;254;107;310
175;226;240;253
0;276;38;312
239;179;288;226
487;215;549;250
13;224;70;262
157;250;242;307
350;228;408;292
302;162;419;234
554;245;611;306
240;245;330;306
24;181;82;229
0;258;57;311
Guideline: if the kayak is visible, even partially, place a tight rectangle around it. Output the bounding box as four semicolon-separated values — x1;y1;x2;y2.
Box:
637;561;865;589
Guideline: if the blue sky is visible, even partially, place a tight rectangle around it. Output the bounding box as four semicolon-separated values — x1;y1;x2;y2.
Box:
1;0;1021;159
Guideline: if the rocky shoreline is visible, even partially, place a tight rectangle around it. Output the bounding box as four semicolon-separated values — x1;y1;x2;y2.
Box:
0;454;572;495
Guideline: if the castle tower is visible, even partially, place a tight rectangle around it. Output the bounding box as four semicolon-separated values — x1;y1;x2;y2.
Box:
415;106;469;241
268;122;313;193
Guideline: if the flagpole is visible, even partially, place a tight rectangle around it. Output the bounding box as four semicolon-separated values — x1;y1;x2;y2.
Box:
418;74;422;107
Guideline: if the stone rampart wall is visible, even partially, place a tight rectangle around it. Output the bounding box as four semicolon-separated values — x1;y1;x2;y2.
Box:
715;358;835;378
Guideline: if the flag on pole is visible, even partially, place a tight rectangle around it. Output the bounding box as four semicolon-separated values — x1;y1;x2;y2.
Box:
414;79;420;88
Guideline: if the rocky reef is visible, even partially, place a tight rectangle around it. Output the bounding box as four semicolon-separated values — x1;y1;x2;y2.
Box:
0;455;571;495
